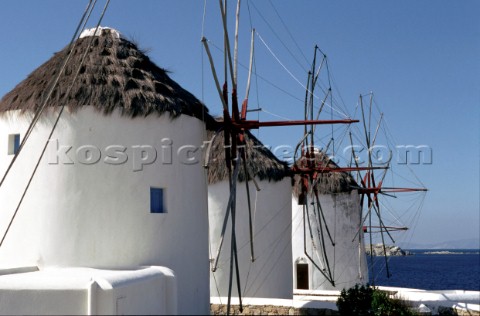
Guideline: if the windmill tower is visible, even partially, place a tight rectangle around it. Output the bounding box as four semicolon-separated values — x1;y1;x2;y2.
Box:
0;27;213;315
206;127;293;299
200;2;358;311
291;152;368;291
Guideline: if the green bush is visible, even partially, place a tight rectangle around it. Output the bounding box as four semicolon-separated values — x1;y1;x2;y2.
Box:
337;284;374;316
337;284;415;316
371;289;414;316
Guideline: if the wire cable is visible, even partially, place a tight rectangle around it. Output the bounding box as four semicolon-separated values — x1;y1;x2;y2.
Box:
0;0;111;249
0;0;97;191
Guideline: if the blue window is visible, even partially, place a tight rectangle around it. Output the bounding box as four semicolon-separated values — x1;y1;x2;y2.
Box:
150;187;166;213
8;134;20;155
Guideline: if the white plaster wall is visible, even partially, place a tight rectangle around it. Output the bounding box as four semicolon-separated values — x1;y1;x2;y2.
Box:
292;191;368;291
0;107;210;315
208;178;293;299
0;266;176;315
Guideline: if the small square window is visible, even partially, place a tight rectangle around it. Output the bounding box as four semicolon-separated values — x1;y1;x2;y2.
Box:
8;134;20;155
150;187;166;213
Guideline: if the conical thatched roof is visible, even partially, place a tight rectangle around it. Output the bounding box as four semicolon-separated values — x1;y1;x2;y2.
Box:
206;128;290;184
0;27;215;127
293;151;357;196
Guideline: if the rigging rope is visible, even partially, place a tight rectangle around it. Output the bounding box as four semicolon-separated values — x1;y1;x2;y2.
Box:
243;201;293;296
207;40;303;103
256;31;309;95
0;0;97;191
0;0;111;249
248;0;309;72
241;188;259;295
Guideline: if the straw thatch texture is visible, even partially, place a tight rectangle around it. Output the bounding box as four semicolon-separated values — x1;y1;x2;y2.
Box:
206;129;290;184
0;28;215;127
292;151;357;196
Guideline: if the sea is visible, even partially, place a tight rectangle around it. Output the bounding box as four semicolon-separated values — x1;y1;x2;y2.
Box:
368;249;480;291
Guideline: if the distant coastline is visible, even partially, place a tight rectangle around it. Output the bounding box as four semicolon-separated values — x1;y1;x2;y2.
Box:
423;249;480;255
366;244;411;256
397;238;479;250
366;245;480;256
414;249;480;255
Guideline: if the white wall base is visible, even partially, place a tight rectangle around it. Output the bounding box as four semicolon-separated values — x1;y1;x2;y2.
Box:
0;266;176;315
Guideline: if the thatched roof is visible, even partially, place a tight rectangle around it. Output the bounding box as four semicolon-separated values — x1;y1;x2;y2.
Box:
0;27;216;127
206;128;290;184
293;151;357;196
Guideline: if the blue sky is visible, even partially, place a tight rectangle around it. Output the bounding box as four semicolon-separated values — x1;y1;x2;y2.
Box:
0;1;478;246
